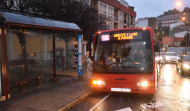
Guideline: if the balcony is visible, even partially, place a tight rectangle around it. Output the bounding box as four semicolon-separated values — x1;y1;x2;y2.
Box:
114;16;118;21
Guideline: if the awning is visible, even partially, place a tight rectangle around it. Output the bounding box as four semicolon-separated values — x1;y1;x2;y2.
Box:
0;11;81;31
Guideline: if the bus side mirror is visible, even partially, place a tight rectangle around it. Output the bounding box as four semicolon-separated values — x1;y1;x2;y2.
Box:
154;44;160;52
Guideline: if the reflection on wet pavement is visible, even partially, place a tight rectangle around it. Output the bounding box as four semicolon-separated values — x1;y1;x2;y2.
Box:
156;64;190;111
70;64;190;111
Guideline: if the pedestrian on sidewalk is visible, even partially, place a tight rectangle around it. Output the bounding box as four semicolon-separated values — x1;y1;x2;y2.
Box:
86;56;93;80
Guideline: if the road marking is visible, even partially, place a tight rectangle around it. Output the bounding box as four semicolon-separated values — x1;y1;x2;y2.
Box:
89;93;111;111
115;107;132;111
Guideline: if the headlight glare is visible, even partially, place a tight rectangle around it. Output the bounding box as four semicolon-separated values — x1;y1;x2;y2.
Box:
142;81;148;87
183;64;190;69
92;80;105;85
155;57;159;61
166;56;170;60
97;80;102;85
93;80;97;85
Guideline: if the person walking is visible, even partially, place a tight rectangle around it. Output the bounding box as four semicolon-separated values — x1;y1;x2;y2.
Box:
86;56;93;80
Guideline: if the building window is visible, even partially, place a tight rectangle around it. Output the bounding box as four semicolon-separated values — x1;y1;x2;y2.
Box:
86;0;90;4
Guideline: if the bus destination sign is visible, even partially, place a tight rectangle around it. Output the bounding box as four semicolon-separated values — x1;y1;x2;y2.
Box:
113;32;138;40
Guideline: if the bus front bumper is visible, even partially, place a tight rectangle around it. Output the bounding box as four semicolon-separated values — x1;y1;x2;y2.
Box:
90;82;155;94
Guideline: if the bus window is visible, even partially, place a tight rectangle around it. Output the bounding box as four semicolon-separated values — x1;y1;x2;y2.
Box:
94;30;153;74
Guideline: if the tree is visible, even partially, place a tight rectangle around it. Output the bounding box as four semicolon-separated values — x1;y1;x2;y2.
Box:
158;8;181;17
180;40;185;46
0;0;14;10
182;7;190;13
0;0;34;12
154;27;170;41
0;0;34;74
15;29;28;74
30;0;105;57
1;0;105;58
184;33;190;47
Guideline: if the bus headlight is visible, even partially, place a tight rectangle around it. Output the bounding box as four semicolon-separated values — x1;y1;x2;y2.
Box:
137;81;148;87
142;81;148;87
93;80;97;85
92;80;106;85
183;64;190;69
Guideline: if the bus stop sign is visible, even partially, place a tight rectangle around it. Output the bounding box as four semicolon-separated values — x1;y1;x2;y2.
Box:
78;35;83;80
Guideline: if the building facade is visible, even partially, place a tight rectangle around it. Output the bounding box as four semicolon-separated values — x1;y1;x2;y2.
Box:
157;14;183;28
170;21;190;37
173;37;185;46
162;36;185;47
148;17;157;29
162;36;175;46
92;0;136;30
135;18;148;28
135;17;157;29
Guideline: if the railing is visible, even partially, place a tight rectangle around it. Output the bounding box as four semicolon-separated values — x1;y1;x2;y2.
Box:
12;74;74;93
12;74;51;93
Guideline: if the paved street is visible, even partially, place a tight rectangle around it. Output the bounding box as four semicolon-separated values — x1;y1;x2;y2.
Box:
69;64;190;111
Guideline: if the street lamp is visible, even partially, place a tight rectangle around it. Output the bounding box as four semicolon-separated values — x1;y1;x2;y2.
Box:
177;1;190;51
181;17;186;21
176;1;189;8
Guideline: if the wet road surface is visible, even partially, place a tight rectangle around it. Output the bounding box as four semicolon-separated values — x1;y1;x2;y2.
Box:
69;64;190;111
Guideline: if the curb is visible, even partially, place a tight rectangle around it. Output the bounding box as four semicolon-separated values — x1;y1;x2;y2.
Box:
58;91;92;111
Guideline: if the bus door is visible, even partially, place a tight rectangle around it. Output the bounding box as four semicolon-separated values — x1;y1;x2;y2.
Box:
153;35;160;88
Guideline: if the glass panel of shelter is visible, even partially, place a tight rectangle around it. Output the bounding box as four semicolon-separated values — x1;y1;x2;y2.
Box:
6;28;53;89
55;32;76;76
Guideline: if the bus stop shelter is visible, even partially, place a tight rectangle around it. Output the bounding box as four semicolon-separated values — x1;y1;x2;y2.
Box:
0;10;81;100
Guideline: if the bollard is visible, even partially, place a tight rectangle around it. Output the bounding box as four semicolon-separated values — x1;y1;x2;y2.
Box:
36;76;43;87
36;77;40;87
18;82;23;93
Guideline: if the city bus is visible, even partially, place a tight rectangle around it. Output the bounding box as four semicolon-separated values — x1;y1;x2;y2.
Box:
90;27;161;94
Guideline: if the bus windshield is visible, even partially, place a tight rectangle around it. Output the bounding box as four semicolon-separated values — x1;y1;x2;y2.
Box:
94;30;153;74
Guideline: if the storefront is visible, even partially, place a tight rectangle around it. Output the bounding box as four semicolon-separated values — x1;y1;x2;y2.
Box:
0;11;81;100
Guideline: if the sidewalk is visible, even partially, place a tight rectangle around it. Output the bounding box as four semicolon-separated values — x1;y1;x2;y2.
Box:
0;71;91;111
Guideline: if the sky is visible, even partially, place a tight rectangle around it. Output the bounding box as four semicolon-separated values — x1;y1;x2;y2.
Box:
125;0;189;19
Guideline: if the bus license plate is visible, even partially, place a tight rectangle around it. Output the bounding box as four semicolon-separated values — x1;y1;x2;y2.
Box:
111;88;131;92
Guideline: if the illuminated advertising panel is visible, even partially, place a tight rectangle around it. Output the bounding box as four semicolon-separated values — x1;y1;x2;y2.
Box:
101;35;110;41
